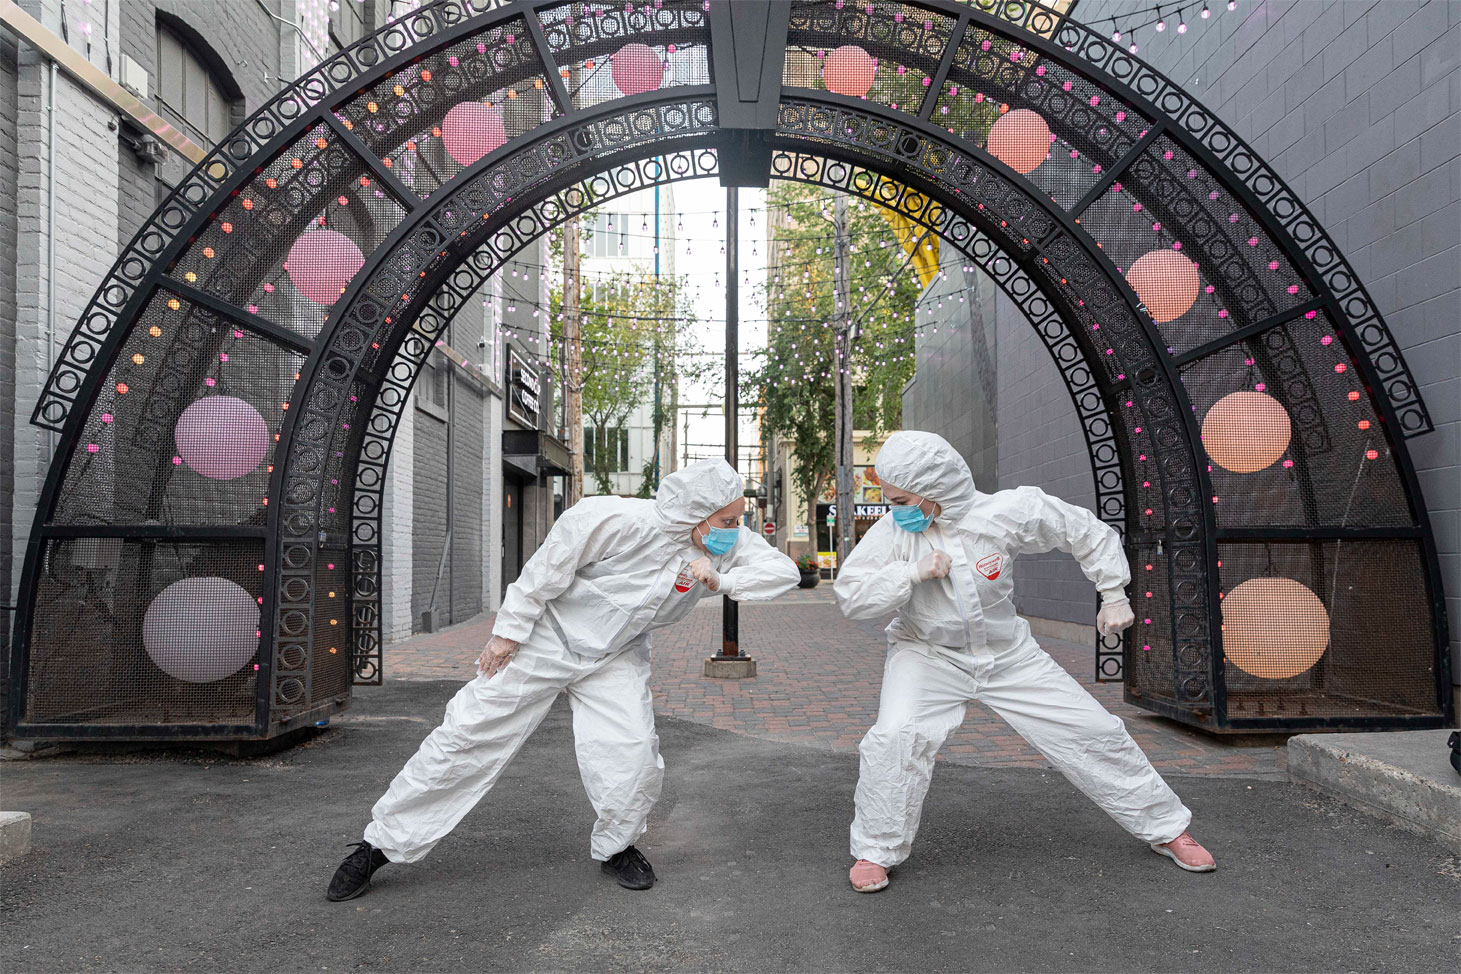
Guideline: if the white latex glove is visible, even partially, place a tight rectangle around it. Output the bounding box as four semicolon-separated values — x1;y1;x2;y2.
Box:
689;556;722;592
477;635;520;679
908;550;953;584
1096;598;1135;636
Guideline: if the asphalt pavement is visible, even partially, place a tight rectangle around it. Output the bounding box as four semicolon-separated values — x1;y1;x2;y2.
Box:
2;678;1458;973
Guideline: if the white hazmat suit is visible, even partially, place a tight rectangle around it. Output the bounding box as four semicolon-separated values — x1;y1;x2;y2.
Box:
836;432;1191;868
363;459;799;864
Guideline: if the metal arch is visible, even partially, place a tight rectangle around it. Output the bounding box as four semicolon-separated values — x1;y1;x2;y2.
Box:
12;0;1449;738
345;145;1129;685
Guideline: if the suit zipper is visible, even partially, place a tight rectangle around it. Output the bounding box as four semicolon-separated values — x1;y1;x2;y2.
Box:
935;523;973;649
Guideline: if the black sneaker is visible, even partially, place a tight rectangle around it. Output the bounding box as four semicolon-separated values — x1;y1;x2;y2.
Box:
601;845;656;890
326;840;391;901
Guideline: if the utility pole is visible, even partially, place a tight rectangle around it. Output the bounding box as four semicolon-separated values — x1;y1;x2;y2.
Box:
832;192;856;574
564;214;584;506
705;185;753;678
563;52;584;506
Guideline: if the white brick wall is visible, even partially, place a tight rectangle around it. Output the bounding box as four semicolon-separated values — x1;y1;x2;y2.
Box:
9;43;120;602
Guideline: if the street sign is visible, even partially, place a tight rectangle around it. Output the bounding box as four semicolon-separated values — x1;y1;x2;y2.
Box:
762;521;776;535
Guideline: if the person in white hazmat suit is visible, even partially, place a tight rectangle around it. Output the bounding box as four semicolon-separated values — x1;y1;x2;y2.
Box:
836;431;1215;894
326;459;799;900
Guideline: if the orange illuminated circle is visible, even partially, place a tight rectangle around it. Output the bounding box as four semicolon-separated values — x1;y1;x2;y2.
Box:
132;353;145;365
359;176;371;187
116;383;129;394
184;271;197;283
585;59;595;69
291;158;303;169
507;88;519;100
1347;391;1360;401
167;298;181;311
1365;449;1379;460
202;247;215;259
221;222;233;233
242;198;255;210
148;326;162;337
533;78;543;89
407;140;418;152
1126;250;1201;322
393;84;406;96
1222;577;1329;680
367;101;379;113
315;137;328;149
986;108;1051;174
1357;419;1370;430
432;126;442;138
1201;391;1291;473
265;177;278;189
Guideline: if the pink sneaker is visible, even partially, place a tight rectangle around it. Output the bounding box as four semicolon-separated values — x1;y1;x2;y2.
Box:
849;859;889;892
1151;831;1216;872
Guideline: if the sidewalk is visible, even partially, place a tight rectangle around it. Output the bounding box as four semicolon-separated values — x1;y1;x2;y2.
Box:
387;590;1287;779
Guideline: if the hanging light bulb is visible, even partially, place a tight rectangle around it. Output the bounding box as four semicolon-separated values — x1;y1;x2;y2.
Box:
1129;28;1139;53
1155;7;1166;31
1112;28;1122;41
1178;16;1187;33
1201;4;1210;17
1227;0;1236;8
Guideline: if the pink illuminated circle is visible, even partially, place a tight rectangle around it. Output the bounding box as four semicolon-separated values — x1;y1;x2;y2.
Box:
286;229;364;305
441;101;508;166
1125;250;1200;322
987;109;1051;174
823;45;877;98
142;577;260;683
611;42;663;96
175;395;270;480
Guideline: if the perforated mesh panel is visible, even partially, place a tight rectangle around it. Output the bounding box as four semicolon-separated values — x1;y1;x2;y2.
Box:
540;1;711;112
1219;541;1440;719
168;124;408;341
784;2;958;117
23;540;262;726
336;19;559;200
1182;312;1412;528
933;23;1151;209
53;289;303;528
1125;543;1177;704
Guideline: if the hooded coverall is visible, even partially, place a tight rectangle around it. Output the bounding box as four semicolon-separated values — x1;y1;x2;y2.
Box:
363;459;799;863
835;432;1191;868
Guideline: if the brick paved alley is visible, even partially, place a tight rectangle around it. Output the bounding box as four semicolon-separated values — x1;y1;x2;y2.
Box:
384;589;1287;778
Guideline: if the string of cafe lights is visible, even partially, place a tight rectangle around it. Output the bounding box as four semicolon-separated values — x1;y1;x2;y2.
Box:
1081;0;1241;55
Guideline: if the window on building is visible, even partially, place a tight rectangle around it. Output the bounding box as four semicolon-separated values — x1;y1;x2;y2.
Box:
155;23;237;146
583;213;632;258
584;426;630;473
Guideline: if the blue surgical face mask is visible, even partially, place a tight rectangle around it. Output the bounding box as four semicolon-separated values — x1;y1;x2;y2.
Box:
891;502;932;533
698;525;739;556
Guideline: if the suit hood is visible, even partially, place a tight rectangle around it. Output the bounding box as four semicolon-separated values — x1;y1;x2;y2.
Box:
874;431;978;523
653;458;745;538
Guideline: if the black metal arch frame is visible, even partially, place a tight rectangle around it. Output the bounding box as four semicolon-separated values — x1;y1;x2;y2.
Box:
11;0;1450;739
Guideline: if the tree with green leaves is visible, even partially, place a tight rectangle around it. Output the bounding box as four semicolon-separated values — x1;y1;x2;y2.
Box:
550;267;708;496
748;182;926;546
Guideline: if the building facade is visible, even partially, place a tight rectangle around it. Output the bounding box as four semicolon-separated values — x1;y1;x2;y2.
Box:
904;0;1459;678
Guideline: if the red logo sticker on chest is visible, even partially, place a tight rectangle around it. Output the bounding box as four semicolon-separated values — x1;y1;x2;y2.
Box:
976;553;1003;580
673;567;697;593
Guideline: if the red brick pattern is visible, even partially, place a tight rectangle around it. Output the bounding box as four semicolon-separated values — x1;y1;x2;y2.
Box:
384;589;1286;778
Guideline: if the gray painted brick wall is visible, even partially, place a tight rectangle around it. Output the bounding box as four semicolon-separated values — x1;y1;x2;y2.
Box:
1076;0;1460;680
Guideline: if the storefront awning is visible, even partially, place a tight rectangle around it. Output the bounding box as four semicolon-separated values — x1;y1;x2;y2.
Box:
503;429;573;482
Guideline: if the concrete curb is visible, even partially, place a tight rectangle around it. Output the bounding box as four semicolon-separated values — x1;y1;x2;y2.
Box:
1288;731;1461;852
0;812;32;865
